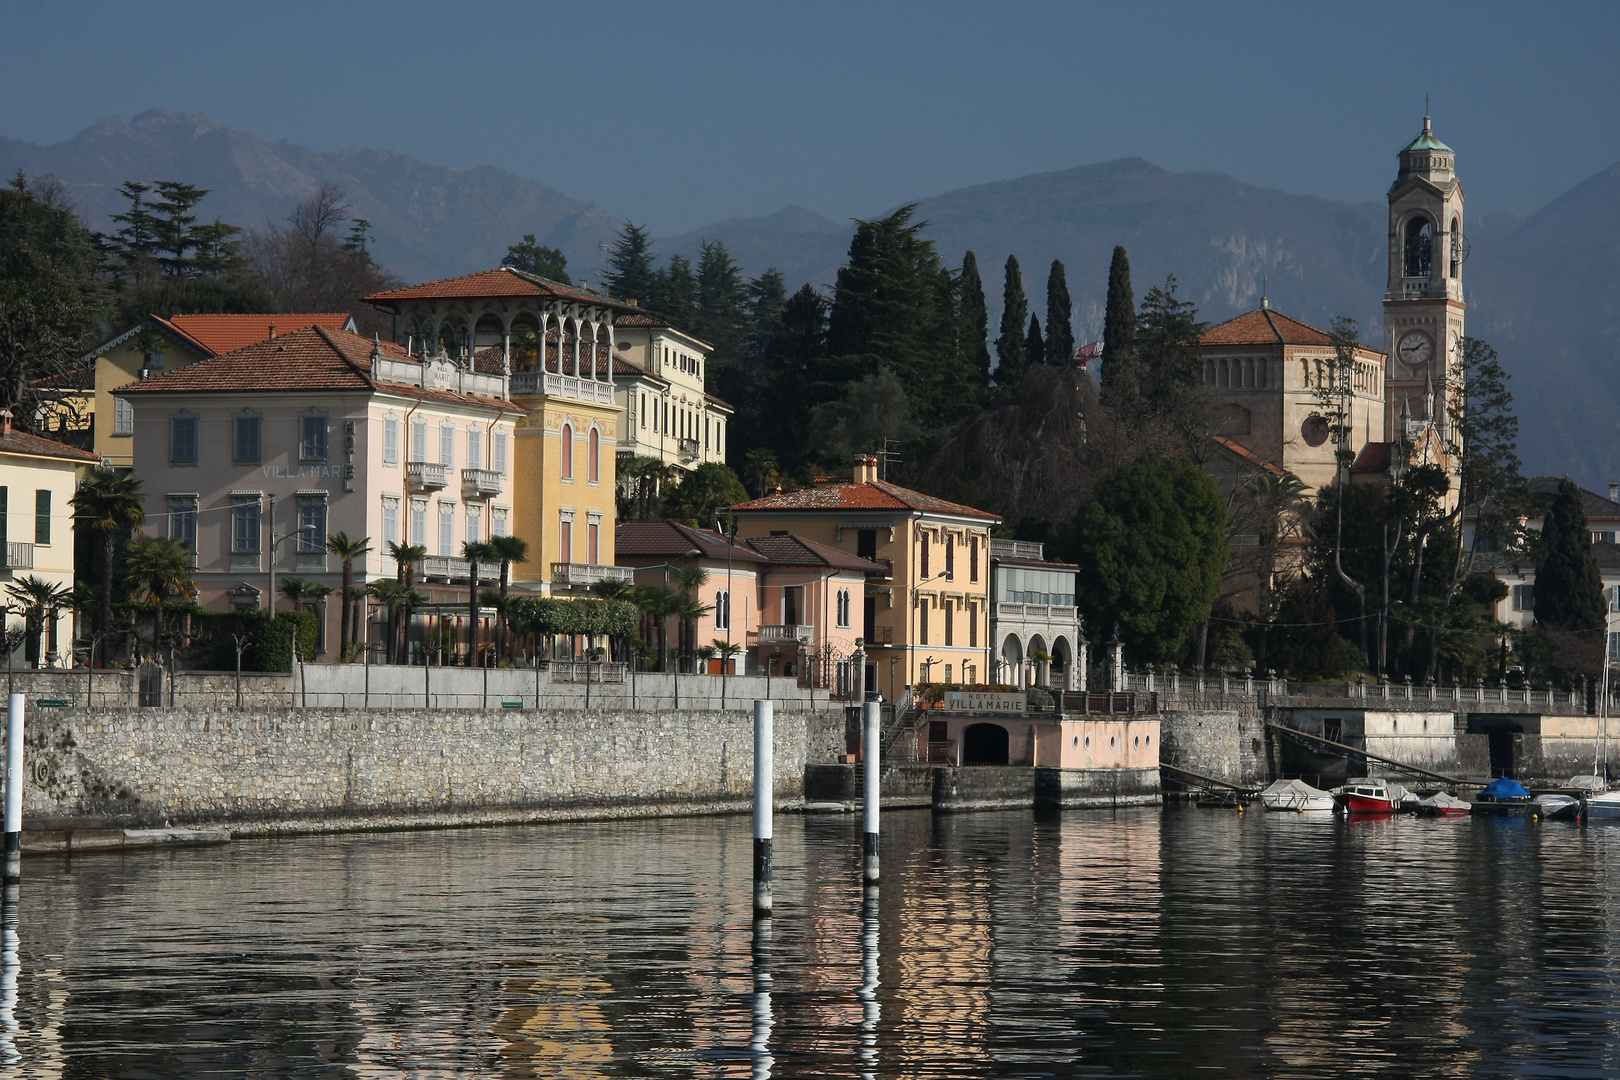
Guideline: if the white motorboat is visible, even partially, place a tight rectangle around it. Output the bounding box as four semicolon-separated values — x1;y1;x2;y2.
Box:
1417;792;1472;816
1259;778;1335;812
1532;793;1581;820
1588;791;1620;820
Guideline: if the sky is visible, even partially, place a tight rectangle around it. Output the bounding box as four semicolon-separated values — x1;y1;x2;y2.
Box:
4;1;1618;233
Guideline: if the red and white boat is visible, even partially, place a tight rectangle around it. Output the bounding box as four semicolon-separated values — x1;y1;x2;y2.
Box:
1333;778;1404;815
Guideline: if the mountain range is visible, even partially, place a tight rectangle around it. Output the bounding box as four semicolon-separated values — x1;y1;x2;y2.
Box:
2;110;1616;486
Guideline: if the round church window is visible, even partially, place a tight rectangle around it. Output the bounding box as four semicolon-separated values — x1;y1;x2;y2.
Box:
1302;414;1330;447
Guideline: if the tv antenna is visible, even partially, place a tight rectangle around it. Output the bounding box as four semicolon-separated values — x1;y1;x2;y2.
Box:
877;439;903;481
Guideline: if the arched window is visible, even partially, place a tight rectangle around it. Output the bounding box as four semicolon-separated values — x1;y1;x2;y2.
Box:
1450;216;1462;279
561;422;573;479
1404;215;1434;277
588;426;600;483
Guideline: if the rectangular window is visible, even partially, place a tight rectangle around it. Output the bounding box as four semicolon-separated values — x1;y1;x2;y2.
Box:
300;414;328;461
383;417;399;464
467;428;482;471
920;531;931;578
640;393;647;428
1512;584;1534;612
167;496;197;551
493;431;508;474
587;521;600;564
559;516;573;564
970;536;979;583
492;508;508;538
410;420;427;462
410;500;427;546
440;423;454;467
945;536;955;580
382;497;399;546
857;529;877;560
297;496;327;553
0;487;7;550
114;398;134;436
33;490;49;545
438;503;454;556
784;585;802;626
1611;587;1620;613
233;413;261;464
919;598;929;645
170;414;198;464
231;499;261;554
968;601;978;648
944;599;954;646
466;503;482;545
1612;632;1620;662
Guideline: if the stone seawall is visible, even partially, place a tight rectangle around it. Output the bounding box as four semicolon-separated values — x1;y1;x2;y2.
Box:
16;705;844;832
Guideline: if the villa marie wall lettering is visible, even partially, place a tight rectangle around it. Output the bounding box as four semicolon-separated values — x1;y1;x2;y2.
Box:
261;464;353;481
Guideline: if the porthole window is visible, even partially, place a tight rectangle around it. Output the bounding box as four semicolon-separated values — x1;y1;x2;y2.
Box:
1110;736;1116;750
1133;735;1140;749
1146;735;1152;747
1073;735;1079;749
1084;736;1090;750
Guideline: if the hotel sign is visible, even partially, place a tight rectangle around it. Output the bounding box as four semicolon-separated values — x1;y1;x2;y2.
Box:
943;690;1026;716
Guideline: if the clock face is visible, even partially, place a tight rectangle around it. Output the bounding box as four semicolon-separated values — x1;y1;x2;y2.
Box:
1397;330;1434;368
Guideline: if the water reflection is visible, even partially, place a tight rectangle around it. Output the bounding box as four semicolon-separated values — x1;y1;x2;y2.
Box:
5;809;1620;1075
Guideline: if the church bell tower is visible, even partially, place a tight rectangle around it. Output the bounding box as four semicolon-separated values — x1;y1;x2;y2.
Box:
1383;108;1465;446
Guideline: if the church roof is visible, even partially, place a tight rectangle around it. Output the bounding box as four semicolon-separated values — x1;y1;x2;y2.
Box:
365;267;626;309
1200;307;1334;347
1402;115;1453;154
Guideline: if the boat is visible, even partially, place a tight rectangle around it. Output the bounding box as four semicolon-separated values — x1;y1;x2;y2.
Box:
1471;776;1534;816
1417;792;1472;816
1332;778;1404;815
1587;791;1620;819
1386;782;1422;810
1532;793;1581;820
1259;778;1335;812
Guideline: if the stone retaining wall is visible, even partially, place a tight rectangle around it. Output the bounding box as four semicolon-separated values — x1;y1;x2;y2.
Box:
14;704;843;829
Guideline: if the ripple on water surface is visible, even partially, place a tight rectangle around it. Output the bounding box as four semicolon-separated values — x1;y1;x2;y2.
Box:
6;805;1620;1077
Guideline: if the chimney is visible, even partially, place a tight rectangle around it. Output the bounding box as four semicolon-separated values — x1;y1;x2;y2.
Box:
268;323;276;340
853;454;878;484
627;298;639;308
0;409;11;436
1610;482;1618;504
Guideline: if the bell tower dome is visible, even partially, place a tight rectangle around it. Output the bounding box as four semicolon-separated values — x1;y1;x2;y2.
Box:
1383;107;1466;444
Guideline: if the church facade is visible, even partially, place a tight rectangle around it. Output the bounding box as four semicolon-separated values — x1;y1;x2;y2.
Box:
1199;112;1465;496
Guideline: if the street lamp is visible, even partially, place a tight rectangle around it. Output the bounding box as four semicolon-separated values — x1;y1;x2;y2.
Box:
266;491;317;615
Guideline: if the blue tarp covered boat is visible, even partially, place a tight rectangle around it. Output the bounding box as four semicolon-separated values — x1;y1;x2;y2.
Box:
1473;776;1533;815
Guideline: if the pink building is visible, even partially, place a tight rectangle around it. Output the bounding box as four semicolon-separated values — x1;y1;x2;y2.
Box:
116;325;516;657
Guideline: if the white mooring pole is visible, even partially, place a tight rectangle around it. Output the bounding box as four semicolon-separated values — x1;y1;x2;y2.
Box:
3;694;21;884
753;699;774;919
862;698;880;885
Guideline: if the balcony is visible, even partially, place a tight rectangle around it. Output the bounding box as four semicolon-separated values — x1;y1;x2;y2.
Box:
295;549;327;571
990;538;1046;560
551;563;634;587
510;371;615;404
416;555;471;582
758;624;814;645
994;601;1080;624
0;542;34;570
462;468;502;498
373;353;508;400
677;437;700;463
866;557;893;579
408;461;449;492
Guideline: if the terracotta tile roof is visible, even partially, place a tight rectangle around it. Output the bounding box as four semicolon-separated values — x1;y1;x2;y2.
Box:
365;267;622;309
1351;441;1395;474
744;533;886;573
113;325;507;409
613;357;666;384
0;427;100;463
160;313;352;355
1211;435;1287;477
704;392;733;410
614;311;668;327
732;477;999;521
615;521;769;562
32;366;95;391
1201;307;1336;347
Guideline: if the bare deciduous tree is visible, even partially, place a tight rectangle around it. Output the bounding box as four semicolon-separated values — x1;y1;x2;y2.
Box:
246;185;398;332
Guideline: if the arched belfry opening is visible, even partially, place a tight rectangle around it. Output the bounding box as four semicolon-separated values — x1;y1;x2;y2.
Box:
1404;216;1434;278
1450;216;1462;279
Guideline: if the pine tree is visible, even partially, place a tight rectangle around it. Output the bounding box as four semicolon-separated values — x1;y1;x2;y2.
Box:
605;223;656;303
1025;313;1045;367
659;254;697;326
1045;259;1074;366
764;283;831;471
746;269;787;364
995;254;1027;388
503;234;570;283
958;251;990;388
694;239;746;354
1535;477;1606;634
1101;245;1136;405
149;181;208;275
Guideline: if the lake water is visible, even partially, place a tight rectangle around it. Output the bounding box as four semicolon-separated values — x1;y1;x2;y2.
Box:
6;804;1620;1078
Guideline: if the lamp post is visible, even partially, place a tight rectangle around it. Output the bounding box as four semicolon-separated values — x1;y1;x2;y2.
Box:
266;491;316;615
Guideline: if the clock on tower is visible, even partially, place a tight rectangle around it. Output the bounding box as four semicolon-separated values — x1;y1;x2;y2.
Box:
1383;109;1465;448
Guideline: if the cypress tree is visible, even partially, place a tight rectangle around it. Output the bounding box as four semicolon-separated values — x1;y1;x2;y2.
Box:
958;251;991;388
1101;245;1137;404
995;254;1027;387
1534;477;1606;633
1045;259;1074;366
1025;313;1045;367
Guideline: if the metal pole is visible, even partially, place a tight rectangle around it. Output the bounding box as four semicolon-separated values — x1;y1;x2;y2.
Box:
753;699;773;919
750;915;775;1078
4;694;21;884
858;877;880;1078
863;698;880;885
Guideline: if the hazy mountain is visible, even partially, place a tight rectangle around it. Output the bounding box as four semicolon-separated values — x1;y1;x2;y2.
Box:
0;109;622;285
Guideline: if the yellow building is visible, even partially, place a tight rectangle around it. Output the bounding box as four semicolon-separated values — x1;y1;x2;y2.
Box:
365;269;629;593
40;313;352;467
0;411;99;666
729;455;1000;700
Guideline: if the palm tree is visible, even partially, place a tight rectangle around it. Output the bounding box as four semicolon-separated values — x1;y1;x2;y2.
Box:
488;534;529;660
618;454;672;521
711;638;743;676
5;576;71;668
463;540;498;665
326;531;372;660
367;579;423;664
671;563;710;672
124;535;196;660
388;541;427;585
635;585;679;671
70;468;145;656
742;447;781;498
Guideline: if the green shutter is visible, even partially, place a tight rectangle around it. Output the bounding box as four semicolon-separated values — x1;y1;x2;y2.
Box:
35;489;49;545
